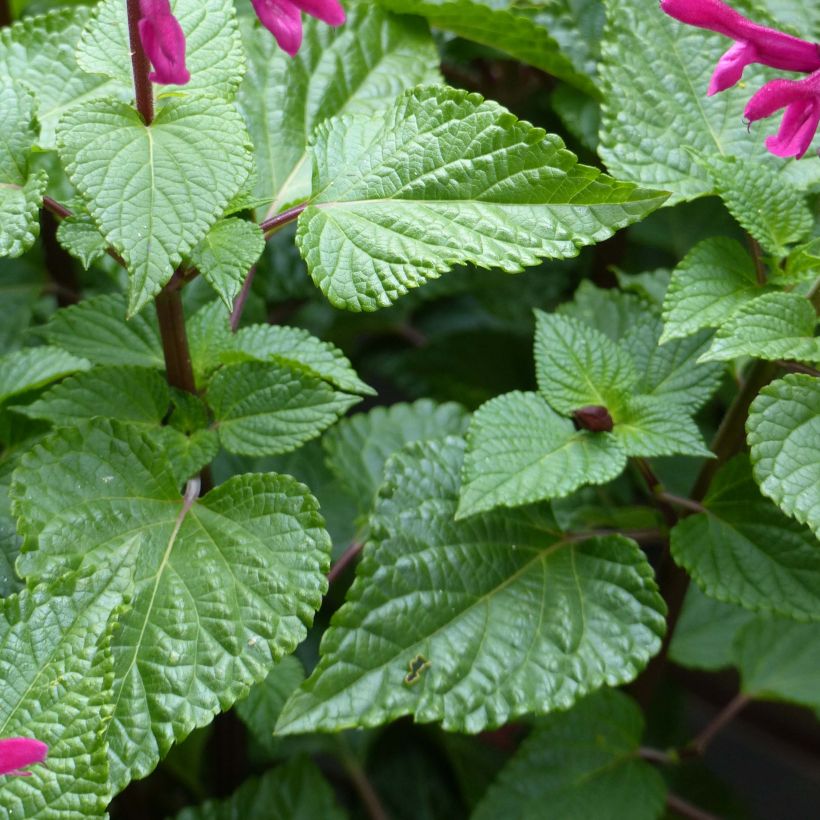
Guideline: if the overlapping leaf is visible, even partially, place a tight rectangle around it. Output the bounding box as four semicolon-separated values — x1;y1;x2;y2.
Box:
12;420;331;790
277;437;665;735
298;85;666;310
0;346;91;404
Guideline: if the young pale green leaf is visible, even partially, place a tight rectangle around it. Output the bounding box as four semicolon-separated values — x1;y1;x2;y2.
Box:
600;0;772;202
39;293;164;368
57;96;253;316
277;437;665;735
703;155;813;257
175;757;345;820
613;396;711;458
12;420;331;791
56;213;109;269
235;656;305;755
209;361;361;456
669;585;755;672
323;399;470;516
747;375;820;539
189;218;265;310
671;456;820;622
472;689;666;820
0;546;135;818
0;346;91;404
661;238;764;343
78;0;245;100
734;616;820;712
0;8;117;148
458;392;627;518
374;0;598;95
559;281;646;343
533;311;635;414
299;86;667;311
225;324;375;396
19;366;171;427
700;292;820;365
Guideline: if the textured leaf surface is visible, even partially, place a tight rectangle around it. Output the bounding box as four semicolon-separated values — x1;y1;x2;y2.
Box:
323;399;470;515
661;238;764;343
472;689;666;820
458;392;626;517
39;293;164;368
239;5;440;217
12;420;331;790
299;86;666;311
175;757;345;820
700;292;820;364
599;0;772;202
0;346;91;403
209;361;360;456
57;96;253;315
533;311;635;414
672;457;820;622
277;437;665;734
734;616;820;712
78;0;244;99
189;218;265;310
614;397;710;458
226;324;374;396
57;213;109;269
747;375;820;539
0;551;134;818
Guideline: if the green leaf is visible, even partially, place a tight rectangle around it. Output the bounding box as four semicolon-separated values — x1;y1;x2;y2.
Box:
186;300;234;386
323;398;470;516
39;293;164;368
19;366;171;426
472;689;666;820
599;0;773;202
189;218;265;310
299;85;667;311
703;155;813;257
225;324;375;396
0;83;45;258
0;8;116;148
57;96;253;315
78;0;245;100
458;392;626;517
175;757;346;820
0;346;91;404
56;213;109;269
671;456;820;622
209;361;360;457
534;311;636;414
277;437;665;734
0;547;135;817
700;292;820;365
235;656;305;755
747;374;820;539
734;616;820;712
669;585;754;672
559;280;647;344
13;420;331;791
0;259;45;353
239;5;440;218
614;396;711;458
754;0;820;39
374;0;598;95
661;238;764;343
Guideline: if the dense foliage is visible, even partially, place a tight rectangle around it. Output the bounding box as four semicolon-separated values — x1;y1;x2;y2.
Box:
0;0;818;817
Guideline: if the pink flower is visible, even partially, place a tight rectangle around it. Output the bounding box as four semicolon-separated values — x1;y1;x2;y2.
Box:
745;69;820;157
251;0;346;57
138;0;190;86
0;738;48;777
660;0;820;94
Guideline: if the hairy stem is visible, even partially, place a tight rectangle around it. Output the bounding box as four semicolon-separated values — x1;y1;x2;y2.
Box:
126;0;154;124
685;693;751;757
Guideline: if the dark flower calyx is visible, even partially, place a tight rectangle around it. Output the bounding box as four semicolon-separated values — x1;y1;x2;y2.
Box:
572;405;614;433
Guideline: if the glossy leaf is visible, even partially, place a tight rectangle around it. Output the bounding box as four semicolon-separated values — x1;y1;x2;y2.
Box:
0;347;91;404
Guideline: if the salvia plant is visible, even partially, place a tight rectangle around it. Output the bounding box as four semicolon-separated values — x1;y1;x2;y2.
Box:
0;0;818;817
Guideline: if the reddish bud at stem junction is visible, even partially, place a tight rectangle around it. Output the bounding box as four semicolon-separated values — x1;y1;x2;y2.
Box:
572;406;615;433
0;738;48;777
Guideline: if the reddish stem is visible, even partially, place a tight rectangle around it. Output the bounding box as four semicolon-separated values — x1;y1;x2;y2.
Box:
126;0;154;124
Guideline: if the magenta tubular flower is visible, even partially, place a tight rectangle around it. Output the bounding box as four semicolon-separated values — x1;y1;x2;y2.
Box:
660;0;820;94
251;0;346;57
138;0;190;85
745;69;820;158
0;738;48;777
